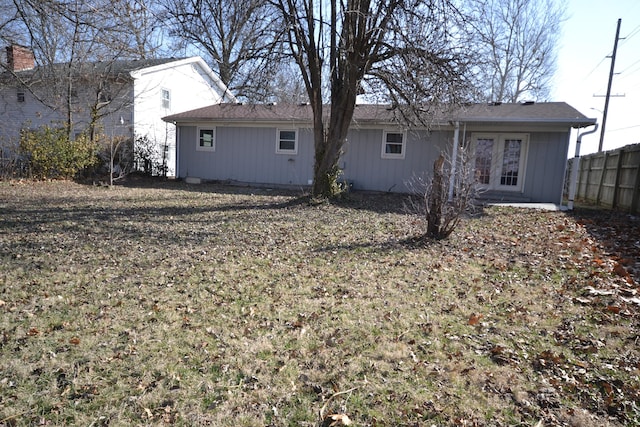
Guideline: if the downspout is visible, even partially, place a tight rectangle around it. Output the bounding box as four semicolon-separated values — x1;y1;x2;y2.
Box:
448;121;460;202
567;123;598;210
174;123;180;178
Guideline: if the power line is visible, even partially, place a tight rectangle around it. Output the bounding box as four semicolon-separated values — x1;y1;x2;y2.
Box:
583;55;609;80
619;23;640;45
607;124;640;132
617;58;640;80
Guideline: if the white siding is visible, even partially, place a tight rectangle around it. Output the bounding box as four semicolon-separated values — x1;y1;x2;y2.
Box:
0;58;228;176
133;61;227;176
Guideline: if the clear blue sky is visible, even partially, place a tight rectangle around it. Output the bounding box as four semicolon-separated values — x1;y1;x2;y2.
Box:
555;0;640;155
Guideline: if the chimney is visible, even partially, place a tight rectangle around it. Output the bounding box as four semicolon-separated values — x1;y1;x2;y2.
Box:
6;45;35;72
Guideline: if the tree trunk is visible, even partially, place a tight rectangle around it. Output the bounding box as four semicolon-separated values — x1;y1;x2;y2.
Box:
311;134;344;198
427;155;446;237
310;68;359;198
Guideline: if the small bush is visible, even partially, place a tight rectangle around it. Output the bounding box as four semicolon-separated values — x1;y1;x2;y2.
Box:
134;135;167;176
19;125;98;179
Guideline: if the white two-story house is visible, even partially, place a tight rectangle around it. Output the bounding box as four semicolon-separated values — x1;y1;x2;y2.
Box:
0;45;236;176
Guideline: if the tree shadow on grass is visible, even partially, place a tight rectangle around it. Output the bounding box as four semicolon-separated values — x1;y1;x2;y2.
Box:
566;206;640;284
106;175;415;216
312;232;445;256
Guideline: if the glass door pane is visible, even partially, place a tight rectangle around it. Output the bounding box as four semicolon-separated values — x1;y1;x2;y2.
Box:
500;139;522;186
475;138;494;185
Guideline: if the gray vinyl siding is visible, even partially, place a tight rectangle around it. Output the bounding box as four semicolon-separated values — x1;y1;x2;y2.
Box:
177;123;572;204
341;128;448;192
177;126;314;186
522;132;570;203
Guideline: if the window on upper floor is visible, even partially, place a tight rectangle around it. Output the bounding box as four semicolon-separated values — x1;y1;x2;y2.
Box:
381;130;406;159
162;89;171;109
17;88;25;103
276;129;297;154
197;128;215;151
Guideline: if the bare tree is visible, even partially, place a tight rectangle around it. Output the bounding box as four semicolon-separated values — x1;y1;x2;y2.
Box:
1;0;164;137
464;0;566;103
270;0;471;198
0;0;165;179
110;0;167;59
270;62;309;104
161;0;283;100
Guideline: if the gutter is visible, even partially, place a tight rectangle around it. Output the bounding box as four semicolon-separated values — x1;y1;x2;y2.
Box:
567;123;599;210
455;117;597;127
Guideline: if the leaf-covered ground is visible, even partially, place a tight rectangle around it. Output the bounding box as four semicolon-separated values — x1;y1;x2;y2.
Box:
0;179;638;426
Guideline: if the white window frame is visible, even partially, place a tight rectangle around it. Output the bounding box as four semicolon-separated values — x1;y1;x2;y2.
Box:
197;127;216;152
471;133;529;192
161;88;171;109
276;128;298;154
381;130;406;159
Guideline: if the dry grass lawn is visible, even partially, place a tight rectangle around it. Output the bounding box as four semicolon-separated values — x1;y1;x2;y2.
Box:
0;179;638;426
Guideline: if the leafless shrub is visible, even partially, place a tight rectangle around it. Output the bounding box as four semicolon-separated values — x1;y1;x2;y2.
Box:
0;140;24;179
96;135;133;185
406;145;479;240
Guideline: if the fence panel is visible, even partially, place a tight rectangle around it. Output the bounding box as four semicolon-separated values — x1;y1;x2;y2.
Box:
569;143;640;213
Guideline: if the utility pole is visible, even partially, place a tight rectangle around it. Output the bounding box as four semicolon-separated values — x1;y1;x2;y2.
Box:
597;19;623;152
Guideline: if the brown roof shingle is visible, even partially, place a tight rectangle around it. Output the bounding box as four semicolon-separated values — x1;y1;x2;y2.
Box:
163;102;597;128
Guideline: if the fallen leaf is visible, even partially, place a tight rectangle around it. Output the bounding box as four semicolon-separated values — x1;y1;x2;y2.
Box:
613;263;629;278
586;287;614;296
621;296;640;305
144;407;153;419
69;337;81;345
606;305;621;314
322;414;352;426
468;314;483;326
27;327;39;336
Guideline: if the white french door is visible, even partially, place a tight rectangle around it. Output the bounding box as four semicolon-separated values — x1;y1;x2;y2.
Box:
472;133;529;192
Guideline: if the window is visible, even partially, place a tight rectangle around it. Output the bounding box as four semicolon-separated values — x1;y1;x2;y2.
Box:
475;138;493;185
500;139;523;186
276;129;297;154
161;89;171;109
472;133;528;191
197;128;215;151
17;89;25;103
381;131;406;159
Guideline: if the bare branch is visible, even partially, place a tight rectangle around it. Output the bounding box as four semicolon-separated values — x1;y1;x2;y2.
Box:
464;0;566;102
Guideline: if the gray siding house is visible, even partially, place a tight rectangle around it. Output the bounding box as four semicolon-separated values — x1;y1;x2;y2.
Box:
162;102;596;203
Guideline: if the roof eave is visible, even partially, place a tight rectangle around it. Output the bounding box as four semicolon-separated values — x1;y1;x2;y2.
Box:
129;57;191;78
162;115;314;124
457;117;598;128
